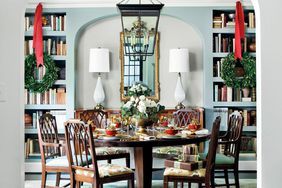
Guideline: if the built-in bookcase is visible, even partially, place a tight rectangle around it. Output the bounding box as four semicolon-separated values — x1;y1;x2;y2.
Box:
24;10;70;173
211;8;257;171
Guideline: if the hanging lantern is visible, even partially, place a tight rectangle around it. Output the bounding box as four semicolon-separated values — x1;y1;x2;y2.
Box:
117;0;164;60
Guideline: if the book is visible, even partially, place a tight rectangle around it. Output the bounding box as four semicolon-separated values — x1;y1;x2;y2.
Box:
227;87;232;102
218;33;221;53
214;84;219;102
165;159;206;171
221;85;227;101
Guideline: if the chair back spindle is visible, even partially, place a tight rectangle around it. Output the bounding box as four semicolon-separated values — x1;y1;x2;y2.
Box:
79;110;108;129
173;109;200;127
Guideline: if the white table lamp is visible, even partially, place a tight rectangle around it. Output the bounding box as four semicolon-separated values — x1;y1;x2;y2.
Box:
89;48;110;109
169;48;189;109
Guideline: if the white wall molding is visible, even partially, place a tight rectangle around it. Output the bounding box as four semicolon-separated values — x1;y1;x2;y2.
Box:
26;0;253;8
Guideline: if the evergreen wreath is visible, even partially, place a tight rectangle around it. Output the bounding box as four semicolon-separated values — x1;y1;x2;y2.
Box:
221;52;256;88
25;53;59;93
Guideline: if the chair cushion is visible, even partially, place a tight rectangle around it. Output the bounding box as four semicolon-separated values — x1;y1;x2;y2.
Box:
95;147;128;156
76;164;133;178
164;167;206;177
199;153;235;165
46;155;92;167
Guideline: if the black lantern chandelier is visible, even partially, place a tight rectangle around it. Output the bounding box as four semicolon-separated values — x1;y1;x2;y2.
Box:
117;0;164;61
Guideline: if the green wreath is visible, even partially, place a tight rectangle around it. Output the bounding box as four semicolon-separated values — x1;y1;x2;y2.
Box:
25;53;59;93
221;53;256;88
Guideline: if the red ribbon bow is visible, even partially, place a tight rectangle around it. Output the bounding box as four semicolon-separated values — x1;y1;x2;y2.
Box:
234;1;245;60
33;3;43;67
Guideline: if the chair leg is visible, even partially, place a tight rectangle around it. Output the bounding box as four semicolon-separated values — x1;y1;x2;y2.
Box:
76;181;80;188
181;182;184;188
41;171;47;188
188;182;191;188
55;172;61;187
210;170;215;188
174;181;178;188
224;169;230;188
163;176;169;188
198;183;202;188
234;168;240;188
126;155;130;168
107;159;112;164
129;178;134;188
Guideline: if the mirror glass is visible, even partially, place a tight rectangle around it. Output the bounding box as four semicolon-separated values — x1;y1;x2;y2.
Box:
120;32;160;101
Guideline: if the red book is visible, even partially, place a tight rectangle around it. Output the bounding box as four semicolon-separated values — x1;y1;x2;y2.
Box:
221;85;227;101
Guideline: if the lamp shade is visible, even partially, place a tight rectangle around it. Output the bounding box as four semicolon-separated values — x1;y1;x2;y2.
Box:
89;48;110;73
169;48;189;73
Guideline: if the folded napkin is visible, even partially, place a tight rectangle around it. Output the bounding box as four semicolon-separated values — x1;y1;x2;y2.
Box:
181;129;209;135
139;134;156;140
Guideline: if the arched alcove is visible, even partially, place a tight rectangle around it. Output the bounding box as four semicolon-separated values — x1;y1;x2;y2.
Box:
75;15;203;109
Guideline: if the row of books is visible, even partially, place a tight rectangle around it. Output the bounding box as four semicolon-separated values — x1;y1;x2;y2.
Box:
214;34;254;53
240;136;257;152
25;110;66;130
24;39;67;56
214;84;256;102
242;109;257;126
24;88;66;105
25;138;40;159
25;15;66;31
213;12;255;28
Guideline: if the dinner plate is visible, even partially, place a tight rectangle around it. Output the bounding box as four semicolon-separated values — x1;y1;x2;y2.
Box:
160;135;181;139
98;136;121;141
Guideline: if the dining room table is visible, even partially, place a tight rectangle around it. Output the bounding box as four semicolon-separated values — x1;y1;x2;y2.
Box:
94;129;210;188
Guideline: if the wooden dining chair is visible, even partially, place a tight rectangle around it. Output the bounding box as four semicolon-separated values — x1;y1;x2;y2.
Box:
78;109;130;167
213;111;243;188
64;119;134;188
37;113;70;188
163;116;221;188
173;109;201;127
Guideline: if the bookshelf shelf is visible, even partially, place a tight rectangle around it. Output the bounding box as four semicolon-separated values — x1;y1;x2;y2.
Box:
25;30;66;37
212;28;256;34
54;80;67;85
212;52;256;57
213;102;256;107
25;104;67;110
52;55;67;60
25;128;65;134
243;126;256;132
213;77;224;82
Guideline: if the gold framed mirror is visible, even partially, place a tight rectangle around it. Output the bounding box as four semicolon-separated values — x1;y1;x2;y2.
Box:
120;32;160;102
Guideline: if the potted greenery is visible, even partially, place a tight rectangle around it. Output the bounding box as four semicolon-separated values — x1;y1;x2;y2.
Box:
221;53;256;97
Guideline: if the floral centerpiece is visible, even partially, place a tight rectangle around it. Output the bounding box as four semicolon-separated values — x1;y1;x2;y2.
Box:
127;83;152;97
121;83;165;133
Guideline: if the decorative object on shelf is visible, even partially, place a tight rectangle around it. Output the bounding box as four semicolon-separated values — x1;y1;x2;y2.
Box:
89;48;110;110
117;0;164;61
121;84;165;134
25;53;59;93
248;41;256;52
221;52;256;89
169;48;189;109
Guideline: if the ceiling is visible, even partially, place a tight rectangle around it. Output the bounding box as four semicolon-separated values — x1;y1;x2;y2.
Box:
26;0;253;8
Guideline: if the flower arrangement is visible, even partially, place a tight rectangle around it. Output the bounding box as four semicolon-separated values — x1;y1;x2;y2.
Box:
121;95;165;123
127;83;151;97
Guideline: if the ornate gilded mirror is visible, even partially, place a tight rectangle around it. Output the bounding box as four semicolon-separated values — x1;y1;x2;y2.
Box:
120;32;160;102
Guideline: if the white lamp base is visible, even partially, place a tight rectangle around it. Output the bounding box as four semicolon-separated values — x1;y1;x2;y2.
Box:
174;73;186;109
93;76;105;109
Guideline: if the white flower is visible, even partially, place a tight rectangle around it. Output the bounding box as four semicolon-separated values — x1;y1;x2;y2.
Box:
135;97;139;103
141;86;147;91
139;95;146;101
138;103;147;114
130;96;135;102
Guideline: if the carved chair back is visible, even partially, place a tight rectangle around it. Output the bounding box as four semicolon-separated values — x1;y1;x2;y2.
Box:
173;109;200;127
222;111;243;161
64;120;100;178
38;113;61;163
79;109;108;129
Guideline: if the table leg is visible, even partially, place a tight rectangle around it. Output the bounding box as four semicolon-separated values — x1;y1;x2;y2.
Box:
134;146;153;188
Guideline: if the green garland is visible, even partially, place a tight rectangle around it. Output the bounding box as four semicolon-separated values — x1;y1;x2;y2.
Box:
221;53;256;88
25;53;59;93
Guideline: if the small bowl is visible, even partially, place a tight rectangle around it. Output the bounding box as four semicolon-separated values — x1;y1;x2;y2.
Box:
165;129;177;135
105;129;117;136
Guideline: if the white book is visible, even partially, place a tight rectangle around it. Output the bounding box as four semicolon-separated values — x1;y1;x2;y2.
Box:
47;38;52;55
217;60;221;77
24;89;28;104
64;15;66;31
214;85;219;102
51;15;54;31
218;33;221;53
28;40;33;55
232;38;235;52
215;36;219;52
221;13;225;28
227;87;233;102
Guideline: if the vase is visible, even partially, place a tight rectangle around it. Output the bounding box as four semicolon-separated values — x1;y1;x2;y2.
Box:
136;118;154;134
242;88;250;98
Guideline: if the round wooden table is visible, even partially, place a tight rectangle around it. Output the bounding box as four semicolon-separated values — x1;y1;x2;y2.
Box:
95;134;210;188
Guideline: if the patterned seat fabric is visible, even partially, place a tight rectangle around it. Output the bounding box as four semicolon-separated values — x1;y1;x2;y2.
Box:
46;155;92;167
153;146;182;157
164;167;206;177
76;164;133;178
96;147;128;156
